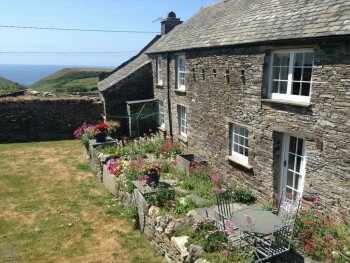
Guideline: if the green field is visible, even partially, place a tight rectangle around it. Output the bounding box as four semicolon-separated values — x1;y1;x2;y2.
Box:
30;68;112;93
0;140;163;263
0;76;24;95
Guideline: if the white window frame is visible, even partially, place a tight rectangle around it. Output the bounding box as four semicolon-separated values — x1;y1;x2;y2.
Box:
178;105;187;137
158;100;165;128
268;49;313;103
157;56;163;85
176;55;186;91
230;123;249;162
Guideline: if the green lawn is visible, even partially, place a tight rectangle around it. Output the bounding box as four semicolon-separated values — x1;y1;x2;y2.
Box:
0;140;164;263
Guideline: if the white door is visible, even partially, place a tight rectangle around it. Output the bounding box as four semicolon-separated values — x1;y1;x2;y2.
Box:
280;134;306;198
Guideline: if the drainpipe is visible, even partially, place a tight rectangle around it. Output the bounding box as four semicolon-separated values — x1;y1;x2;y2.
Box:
166;52;173;137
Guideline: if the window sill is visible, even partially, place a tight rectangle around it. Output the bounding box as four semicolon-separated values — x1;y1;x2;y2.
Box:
158;126;166;132
156;84;164;89
261;99;311;107
176;134;188;143
225;155;253;170
175;89;186;94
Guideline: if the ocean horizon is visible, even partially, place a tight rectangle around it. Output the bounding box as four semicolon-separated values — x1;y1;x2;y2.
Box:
0;64;113;86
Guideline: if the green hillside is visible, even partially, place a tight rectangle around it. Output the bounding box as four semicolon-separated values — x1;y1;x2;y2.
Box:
0;76;24;95
30;68;111;93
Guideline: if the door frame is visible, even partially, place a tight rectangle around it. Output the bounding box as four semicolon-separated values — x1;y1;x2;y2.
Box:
279;133;307;198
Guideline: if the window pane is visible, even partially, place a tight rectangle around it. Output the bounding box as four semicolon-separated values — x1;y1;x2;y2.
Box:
293;67;302;81
296;156;302;172
245;148;249;157
294;173;300;190
292;82;301;95
301;83;311;96
304;53;313;67
297;138;304;155
234;134;239;144
233;143;238;153
272;81;279;93
280;67;289;80
294;53;303;67
287;171;294;187
239;135;244;146
303;68;312;82
280;54;290;66
273;54;280;66
288;153;295;170
272;67;280;80
239;146;244;155
289;136;297;153
279;81;287;94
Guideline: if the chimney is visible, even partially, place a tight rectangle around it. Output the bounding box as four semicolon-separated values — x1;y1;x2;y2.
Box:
161;11;182;35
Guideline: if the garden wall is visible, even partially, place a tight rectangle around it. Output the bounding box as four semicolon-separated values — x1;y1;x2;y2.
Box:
86;146;206;263
0;97;103;143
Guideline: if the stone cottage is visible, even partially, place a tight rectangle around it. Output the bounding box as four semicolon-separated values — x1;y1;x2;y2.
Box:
147;0;350;219
98;12;182;137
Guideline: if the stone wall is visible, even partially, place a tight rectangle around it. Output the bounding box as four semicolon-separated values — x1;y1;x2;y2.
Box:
100;63;155;136
0;97;103;143
151;40;350;220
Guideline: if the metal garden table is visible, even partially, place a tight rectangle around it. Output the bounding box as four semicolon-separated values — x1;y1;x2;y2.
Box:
230;208;283;236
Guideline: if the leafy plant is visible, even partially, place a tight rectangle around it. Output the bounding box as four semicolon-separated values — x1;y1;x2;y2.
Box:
294;201;350;262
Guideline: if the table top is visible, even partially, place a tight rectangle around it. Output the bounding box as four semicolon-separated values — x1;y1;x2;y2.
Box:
230;208;283;235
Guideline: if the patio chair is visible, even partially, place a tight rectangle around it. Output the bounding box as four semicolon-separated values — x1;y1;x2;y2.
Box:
213;190;238;231
254;222;295;262
277;191;301;225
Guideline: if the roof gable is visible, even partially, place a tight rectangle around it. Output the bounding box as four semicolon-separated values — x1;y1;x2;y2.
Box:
98;35;161;91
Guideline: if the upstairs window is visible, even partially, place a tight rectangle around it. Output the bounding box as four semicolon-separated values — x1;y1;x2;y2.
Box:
158;100;165;128
178;105;187;137
269;50;313;102
157;56;163;85
176;55;186;90
230;123;249;162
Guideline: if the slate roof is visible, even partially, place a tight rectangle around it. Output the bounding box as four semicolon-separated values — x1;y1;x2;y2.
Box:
147;0;350;54
98;35;161;91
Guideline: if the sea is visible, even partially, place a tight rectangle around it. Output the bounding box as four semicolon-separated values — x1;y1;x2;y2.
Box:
0;64;112;86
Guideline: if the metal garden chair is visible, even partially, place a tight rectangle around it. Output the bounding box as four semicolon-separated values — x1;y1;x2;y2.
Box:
276;191;301;225
253;222;295;262
213;190;237;231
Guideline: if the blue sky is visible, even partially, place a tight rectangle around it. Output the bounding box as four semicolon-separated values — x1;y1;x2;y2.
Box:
0;0;219;67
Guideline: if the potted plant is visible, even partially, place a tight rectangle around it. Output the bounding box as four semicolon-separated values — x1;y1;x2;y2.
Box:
141;162;162;187
93;122;108;142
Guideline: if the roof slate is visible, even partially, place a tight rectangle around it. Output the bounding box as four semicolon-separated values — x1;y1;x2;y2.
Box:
147;0;350;54
98;36;161;91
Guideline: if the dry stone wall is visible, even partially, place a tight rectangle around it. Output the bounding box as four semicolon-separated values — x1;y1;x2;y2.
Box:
0;97;103;143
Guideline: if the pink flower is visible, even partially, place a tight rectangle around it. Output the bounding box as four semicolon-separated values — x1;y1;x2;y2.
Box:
246;215;253;224
326;254;333;260
221;250;229;257
313;194;319;202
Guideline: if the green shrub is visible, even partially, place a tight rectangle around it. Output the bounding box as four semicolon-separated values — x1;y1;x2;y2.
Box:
66;85;88;92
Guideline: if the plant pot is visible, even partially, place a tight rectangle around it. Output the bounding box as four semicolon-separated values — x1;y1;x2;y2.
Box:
146;170;160;187
176;154;208;175
95;134;106;143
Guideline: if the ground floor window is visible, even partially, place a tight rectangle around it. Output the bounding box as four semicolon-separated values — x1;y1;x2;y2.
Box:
230;123;249;162
178;105;187;137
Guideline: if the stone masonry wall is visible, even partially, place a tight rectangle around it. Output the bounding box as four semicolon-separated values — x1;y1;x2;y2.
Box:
0;97;103;143
101;63;154;136
152;40;350;220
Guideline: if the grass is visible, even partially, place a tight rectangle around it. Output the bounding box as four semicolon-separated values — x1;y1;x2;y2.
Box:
29;68;111;93
0;140;164;263
0;76;24;95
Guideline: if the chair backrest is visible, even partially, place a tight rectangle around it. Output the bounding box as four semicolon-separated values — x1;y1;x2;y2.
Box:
271;223;294;250
254;223;294;262
216;190;234;220
278;192;301;225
